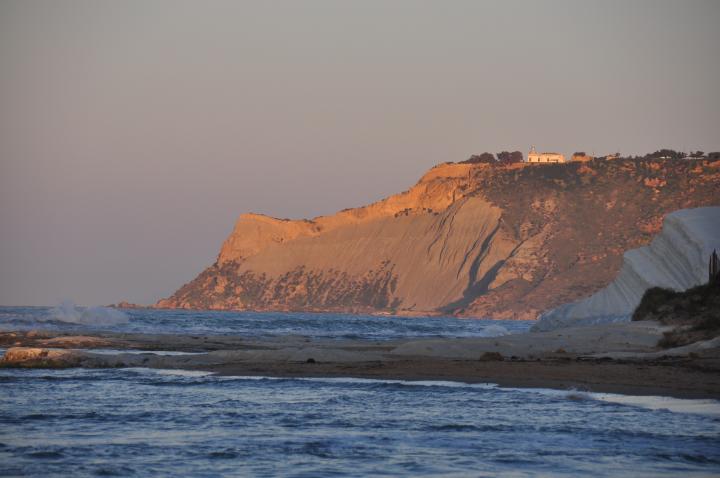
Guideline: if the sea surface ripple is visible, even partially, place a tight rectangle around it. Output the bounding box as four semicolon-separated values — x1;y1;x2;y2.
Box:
1;368;719;477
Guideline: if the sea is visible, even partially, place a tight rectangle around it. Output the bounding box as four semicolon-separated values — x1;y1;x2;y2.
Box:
1;306;719;477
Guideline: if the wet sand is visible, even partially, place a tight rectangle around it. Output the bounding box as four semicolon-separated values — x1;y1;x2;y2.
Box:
2;322;719;399
204;357;720;399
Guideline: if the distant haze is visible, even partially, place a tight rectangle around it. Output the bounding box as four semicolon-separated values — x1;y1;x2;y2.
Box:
1;0;718;306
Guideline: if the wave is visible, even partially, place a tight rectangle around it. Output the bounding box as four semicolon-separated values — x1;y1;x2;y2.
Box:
507;386;720;417
147;371;720;417
476;324;509;337
45;300;129;326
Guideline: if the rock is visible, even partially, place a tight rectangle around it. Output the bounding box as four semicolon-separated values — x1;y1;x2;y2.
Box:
155;158;720;319
0;347;83;368
111;301;144;309
37;336;116;348
534;207;720;331
24;330;53;339
479;352;504;361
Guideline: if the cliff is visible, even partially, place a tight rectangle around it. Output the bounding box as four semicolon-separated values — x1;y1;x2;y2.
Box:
533;206;720;331
157;157;720;319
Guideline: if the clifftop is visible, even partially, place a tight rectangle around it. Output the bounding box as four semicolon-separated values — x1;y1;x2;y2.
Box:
158;156;720;319
218;161;479;265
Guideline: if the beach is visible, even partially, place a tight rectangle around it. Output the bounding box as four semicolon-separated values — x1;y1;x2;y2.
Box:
3;321;719;399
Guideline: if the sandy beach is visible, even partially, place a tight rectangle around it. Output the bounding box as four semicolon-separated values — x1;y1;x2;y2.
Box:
3;322;719;399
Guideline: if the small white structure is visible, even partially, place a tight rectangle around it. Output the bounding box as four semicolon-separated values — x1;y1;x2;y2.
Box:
527;146;566;164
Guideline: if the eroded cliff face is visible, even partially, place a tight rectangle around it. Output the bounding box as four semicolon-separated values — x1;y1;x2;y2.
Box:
157;158;720;319
216;162;477;265
532;206;720;331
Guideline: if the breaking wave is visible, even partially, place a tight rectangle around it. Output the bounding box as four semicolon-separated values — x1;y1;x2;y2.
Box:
46;300;129;326
477;324;509;337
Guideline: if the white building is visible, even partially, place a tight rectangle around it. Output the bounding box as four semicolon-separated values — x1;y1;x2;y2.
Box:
527;146;566;163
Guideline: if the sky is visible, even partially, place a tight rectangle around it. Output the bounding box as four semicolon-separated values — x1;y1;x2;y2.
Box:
1;0;719;306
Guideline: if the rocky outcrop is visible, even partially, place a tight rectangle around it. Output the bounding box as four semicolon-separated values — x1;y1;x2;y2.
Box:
158;157;720;319
533;207;720;331
0;347;84;368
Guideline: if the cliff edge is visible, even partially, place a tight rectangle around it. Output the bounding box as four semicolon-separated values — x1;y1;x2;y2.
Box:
157;157;720;319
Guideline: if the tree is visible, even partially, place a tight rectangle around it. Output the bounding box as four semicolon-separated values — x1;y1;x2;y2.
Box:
709;152;720;160
496;151;523;164
496;151;511;163
644;149;685;160
461;152;495;164
689;151;705;158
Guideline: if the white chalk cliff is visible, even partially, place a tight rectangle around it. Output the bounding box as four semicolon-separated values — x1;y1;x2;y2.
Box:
533;206;720;331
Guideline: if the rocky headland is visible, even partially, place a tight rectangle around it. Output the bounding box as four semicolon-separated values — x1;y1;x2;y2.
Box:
4;205;719;398
5;156;719;399
157;157;720;320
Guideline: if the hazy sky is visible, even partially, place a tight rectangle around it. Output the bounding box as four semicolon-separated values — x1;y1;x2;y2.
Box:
1;0;718;306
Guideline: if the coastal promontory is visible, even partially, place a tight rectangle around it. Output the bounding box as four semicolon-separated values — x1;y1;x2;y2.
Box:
157;156;720;320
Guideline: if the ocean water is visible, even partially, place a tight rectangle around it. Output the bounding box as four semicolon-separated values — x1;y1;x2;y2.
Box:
0;306;531;340
1;368;719;477
1;307;719;477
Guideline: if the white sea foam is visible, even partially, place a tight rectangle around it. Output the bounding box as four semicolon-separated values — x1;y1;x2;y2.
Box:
591;393;720;417
125;367;215;378
298;377;500;389
198;374;500;389
46;300;129;326
477;324;509;337
511;386;720;417
87;349;204;356
148;373;501;389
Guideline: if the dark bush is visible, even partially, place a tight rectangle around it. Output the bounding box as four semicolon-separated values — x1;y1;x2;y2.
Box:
632;283;720;348
496;151;523;164
643;149;686;160
461;152;496;164
632;287;677;321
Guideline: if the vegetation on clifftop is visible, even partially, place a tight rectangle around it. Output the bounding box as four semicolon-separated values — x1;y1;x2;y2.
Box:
632;283;720;348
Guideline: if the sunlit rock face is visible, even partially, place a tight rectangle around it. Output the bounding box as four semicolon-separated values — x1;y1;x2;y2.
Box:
534;206;720;331
157;158;720;319
0;347;83;368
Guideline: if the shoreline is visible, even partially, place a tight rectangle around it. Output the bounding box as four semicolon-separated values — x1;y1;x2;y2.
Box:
197;358;720;400
2;323;719;400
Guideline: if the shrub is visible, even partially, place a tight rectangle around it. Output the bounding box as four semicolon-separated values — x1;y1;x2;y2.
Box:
461;152;496;164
